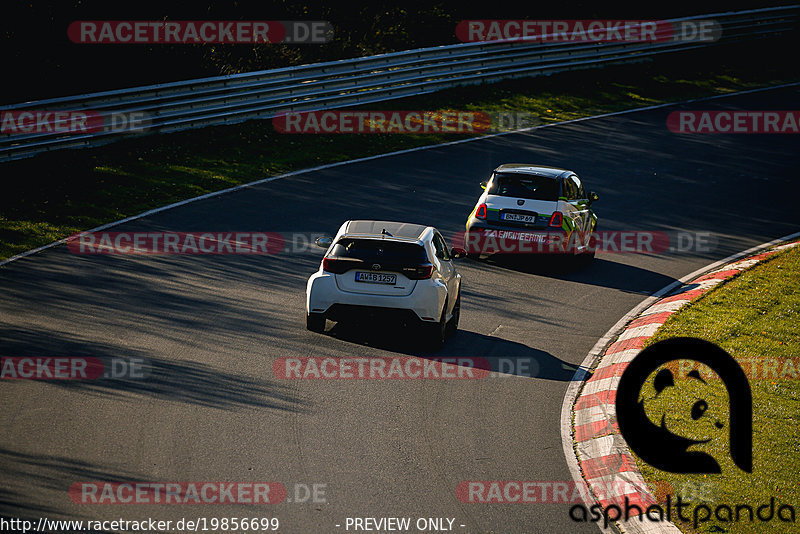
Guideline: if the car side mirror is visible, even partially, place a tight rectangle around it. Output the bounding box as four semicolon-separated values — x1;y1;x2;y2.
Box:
451;247;467;259
315;236;333;248
480;181;488;190
589;191;599;203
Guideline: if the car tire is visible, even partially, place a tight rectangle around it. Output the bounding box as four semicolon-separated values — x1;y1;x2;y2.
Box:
577;249;595;269
446;291;460;339
423;300;448;350
306;312;326;333
579;226;597;266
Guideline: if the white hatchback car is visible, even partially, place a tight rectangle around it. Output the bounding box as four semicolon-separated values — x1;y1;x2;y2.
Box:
306;220;464;348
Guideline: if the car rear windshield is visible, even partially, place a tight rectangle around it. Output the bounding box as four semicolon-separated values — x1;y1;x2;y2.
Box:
330;238;428;263
488;173;560;201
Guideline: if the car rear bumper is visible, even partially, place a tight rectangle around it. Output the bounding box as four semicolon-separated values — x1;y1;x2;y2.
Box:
463;219;578;255
306;271;445;322
324;304;424;325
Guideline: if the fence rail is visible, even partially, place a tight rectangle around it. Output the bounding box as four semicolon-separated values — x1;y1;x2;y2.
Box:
1;6;797;162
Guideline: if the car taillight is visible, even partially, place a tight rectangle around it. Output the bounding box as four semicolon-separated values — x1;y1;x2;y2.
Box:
404;264;434;280
322;257;349;274
549;211;563;228
475;204;487;219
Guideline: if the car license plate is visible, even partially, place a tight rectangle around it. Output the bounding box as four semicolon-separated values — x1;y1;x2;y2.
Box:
502;212;536;223
355;272;397;285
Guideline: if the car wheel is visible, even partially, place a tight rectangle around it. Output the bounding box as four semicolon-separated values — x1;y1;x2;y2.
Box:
446;291;460;338
306;312;326;333
579;227;597;266
423;300;447;350
577;249;595;268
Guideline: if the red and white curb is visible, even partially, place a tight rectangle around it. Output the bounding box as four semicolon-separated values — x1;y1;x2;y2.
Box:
562;236;799;533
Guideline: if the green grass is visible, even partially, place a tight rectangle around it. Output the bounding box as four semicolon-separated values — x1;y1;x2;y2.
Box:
2;42;799;261
635;244;800;533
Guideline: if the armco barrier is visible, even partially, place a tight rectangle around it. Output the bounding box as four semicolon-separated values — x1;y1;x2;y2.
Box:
1;6;797;162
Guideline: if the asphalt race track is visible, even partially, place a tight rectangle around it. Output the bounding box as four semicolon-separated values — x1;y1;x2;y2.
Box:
1;86;798;533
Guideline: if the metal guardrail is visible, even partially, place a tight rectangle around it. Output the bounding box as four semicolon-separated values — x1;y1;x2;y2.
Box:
1;6;797;162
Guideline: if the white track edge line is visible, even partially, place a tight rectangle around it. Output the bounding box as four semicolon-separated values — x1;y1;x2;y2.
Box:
2;82;799;268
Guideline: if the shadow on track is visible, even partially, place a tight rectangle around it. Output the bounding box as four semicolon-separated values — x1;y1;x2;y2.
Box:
322;322;589;382
475;255;679;293
0;447;148;527
0;327;310;413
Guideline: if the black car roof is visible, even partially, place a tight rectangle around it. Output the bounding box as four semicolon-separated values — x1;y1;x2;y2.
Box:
344;220;428;240
494;164;571;179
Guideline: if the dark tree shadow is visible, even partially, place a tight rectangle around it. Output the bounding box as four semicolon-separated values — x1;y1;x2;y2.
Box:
0;327;310;412
0;447;150;530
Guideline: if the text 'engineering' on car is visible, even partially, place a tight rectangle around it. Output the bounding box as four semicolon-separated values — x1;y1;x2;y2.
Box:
464;164;599;264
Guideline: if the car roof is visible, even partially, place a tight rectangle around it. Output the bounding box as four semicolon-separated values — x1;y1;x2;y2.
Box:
341;220;431;242
494;164;571;179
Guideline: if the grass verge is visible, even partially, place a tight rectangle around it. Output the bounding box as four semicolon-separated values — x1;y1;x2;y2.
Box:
2;41;799;261
636;243;800;534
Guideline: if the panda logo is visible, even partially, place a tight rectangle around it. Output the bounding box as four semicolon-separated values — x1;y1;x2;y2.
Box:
642;367;726;444
616;337;752;473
